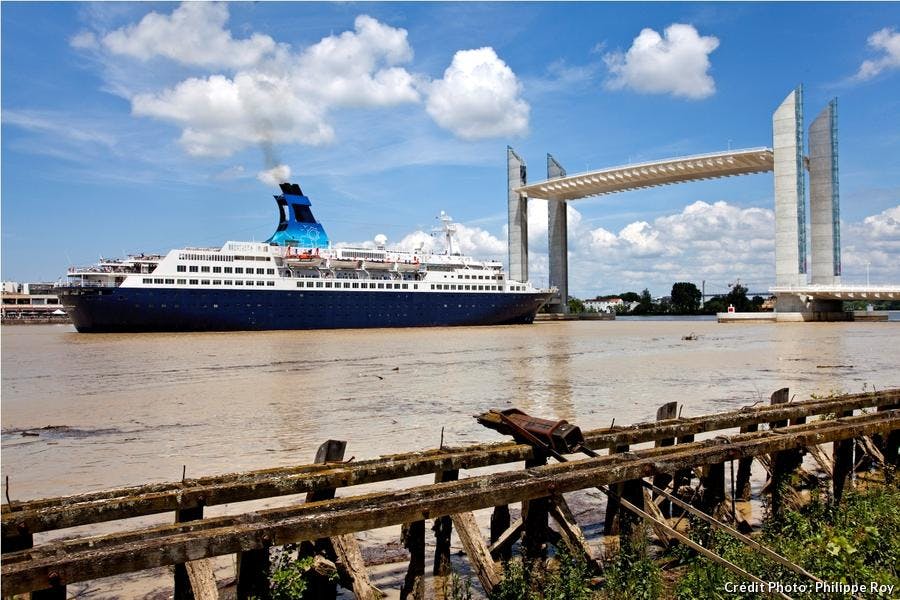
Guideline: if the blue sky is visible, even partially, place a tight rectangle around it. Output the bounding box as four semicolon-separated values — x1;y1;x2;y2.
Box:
2;2;899;296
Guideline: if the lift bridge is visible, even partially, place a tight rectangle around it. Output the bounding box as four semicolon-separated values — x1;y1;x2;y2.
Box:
508;88;898;321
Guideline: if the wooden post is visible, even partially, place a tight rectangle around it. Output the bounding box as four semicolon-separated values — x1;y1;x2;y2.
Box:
489;505;512;561
833;410;855;504
877;402;900;479
653;402;678;518
522;451;549;561
432;469;458;600
302;440;347;600
618;478;645;547
174;504;204;600
603;444;629;534
735;423;758;500
699;463;725;516
400;520;425;600
768;388;801;518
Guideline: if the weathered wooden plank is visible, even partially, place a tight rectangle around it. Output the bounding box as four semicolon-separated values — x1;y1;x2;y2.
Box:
450;511;501;594
400;520;425;600
186;558;219;600
487;518;522;561
3;412;897;596
332;533;383;600
5;390;898;536
548;495;601;571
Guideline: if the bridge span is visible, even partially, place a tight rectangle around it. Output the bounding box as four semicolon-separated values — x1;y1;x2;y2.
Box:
770;285;900;302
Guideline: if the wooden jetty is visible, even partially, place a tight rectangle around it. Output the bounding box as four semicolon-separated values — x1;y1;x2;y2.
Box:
2;388;898;598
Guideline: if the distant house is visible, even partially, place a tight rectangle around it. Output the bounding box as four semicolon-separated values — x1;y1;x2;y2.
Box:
584;297;627;313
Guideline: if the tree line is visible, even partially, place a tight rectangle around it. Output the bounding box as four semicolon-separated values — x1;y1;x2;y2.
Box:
569;282;768;315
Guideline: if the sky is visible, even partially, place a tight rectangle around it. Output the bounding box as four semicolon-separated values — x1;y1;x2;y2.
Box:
2;2;899;297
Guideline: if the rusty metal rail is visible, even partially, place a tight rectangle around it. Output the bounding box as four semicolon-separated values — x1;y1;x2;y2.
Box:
3;389;897;538
2;408;898;596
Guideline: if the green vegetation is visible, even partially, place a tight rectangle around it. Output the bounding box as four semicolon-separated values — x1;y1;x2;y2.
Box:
262;480;899;599
673;482;900;599
490;549;594;600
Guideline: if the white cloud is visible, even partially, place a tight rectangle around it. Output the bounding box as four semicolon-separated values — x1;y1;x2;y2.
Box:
426;47;529;139
84;4;529;160
604;23;719;99
70;31;98;50
257;164;291;186
122;11;419;157
102;2;277;69
842;205;900;284
854;28;900;81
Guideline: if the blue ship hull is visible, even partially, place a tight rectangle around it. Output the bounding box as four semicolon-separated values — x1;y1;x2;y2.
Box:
58;287;551;332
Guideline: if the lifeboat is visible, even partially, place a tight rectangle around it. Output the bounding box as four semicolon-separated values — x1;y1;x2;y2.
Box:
284;248;324;267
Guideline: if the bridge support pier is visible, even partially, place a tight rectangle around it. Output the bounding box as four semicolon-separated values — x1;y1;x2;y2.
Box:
773;294;851;321
547;154;568;314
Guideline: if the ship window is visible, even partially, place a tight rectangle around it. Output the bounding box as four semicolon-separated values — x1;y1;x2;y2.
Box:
316;282;323;288
235;267;244;274
213;267;222;273
325;282;332;288
224;267;233;273
223;280;232;285
414;284;418;290
143;278;152;284
201;266;210;273
246;281;254;286
256;268;264;275
465;285;470;290
165;279;175;284
154;278;163;284
189;279;198;285
189;266;198;273
267;268;275;275
266;281;275;287
296;282;303;288
177;279;186;284
177;265;186;272
257;281;265;286
402;284;409;289
352;282;359;288
235;280;244;286
201;279;210;285
378;283;384;289
212;280;221;285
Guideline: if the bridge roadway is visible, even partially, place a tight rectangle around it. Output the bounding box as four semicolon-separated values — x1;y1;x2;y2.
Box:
769;284;900;301
516;147;774;201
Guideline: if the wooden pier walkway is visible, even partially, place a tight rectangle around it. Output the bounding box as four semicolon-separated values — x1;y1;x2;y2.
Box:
2;388;898;598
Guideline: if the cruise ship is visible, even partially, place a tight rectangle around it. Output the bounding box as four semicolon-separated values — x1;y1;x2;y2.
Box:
58;183;553;332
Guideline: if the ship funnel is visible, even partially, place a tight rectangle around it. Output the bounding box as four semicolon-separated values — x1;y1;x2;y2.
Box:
266;182;330;248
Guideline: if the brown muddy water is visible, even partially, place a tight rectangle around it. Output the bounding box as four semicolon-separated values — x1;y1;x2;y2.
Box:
1;319;898;597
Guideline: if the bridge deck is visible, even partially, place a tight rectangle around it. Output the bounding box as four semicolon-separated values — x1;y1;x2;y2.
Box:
516;148;774;201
